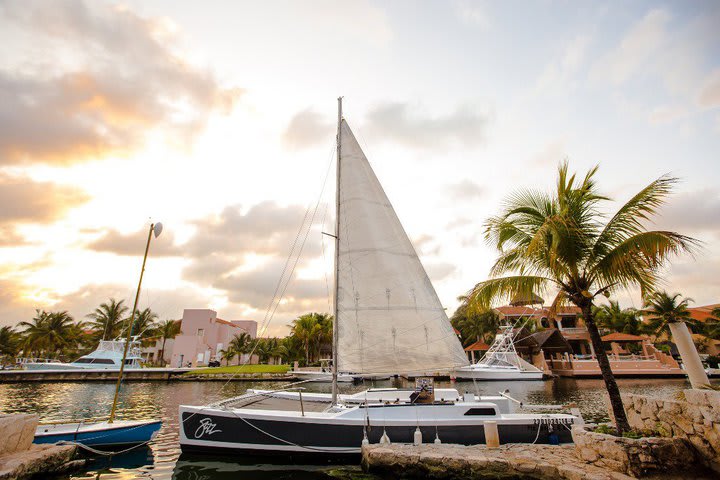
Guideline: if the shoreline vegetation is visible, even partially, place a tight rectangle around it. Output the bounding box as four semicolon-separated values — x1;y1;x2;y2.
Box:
184;364;289;376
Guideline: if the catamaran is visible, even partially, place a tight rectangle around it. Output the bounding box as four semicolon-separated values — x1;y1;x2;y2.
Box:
178;99;578;457
453;325;545;380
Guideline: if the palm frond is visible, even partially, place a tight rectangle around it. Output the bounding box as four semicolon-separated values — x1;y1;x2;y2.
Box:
467;276;554;310
592;175;678;259
590;231;701;296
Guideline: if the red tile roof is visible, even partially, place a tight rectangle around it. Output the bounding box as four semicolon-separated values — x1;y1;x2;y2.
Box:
216;318;242;328
686;304;720;322
601;332;647;342
464;340;490;351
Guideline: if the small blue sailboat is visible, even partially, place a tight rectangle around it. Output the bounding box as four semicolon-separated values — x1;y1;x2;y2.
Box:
33;223;164;450
34;419;162;446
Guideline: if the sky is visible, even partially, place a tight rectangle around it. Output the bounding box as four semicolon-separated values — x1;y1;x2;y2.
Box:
0;0;719;337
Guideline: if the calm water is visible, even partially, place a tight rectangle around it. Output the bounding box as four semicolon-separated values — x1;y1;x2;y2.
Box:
0;377;713;479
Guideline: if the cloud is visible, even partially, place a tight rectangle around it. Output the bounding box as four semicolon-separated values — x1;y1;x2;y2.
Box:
652;189;720;237
0;173;89;223
698;69;720;108
535;35;591;95
454;0;490;30
87;227;183;257
363;102;491;149
591;9;671;86
444;179;485;201
180;202;327;316
424;262;457;282
0;0;241;165
215;258;327;311
185;202;321;258
282;108;334;149
0;173;89;246
532;140;567;167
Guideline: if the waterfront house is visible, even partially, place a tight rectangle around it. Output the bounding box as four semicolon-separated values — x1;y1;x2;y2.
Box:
492;303;683;377
143;309;258;367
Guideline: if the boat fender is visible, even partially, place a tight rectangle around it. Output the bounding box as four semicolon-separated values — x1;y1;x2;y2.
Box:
380;430;390;445
434;432;442;444
362;430;369;446
413;427;422;445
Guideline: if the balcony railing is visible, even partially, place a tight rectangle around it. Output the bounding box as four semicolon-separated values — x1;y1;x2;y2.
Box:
559;327;588;334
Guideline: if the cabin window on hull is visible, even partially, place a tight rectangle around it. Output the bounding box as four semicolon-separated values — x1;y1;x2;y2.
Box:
75;358;115;364
464;407;497;416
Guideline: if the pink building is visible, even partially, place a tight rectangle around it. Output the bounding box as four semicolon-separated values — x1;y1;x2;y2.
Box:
170;309;257;368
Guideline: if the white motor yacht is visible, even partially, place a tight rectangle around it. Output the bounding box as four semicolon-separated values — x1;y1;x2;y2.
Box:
23;338;143;371
453;325;545;380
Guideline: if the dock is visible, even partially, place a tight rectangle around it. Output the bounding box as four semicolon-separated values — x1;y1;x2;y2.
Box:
0;368;297;383
362;443;634;479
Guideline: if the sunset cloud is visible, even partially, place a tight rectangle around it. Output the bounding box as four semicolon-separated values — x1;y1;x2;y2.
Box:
0;0;241;165
363;102;491;149
282;108;334;150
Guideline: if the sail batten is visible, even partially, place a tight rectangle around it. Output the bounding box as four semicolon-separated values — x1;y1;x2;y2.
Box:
336;120;469;374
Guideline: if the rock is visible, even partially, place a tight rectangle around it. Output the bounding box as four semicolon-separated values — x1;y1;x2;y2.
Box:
0;444;77;480
0;414;38;456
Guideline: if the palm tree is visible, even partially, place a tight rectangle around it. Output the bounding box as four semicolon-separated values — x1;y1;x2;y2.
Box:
467;162;699;433
593;301;642;335
451;297;500;346
0;326;19;363
219;347;236;366
229;332;252;365
19;310;78;357
290;313;329;365
86;298;129;340
156;320;181;366
642;292;709;388
131;307;159;340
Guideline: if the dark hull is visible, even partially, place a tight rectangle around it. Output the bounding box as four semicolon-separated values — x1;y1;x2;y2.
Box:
180;411;573;458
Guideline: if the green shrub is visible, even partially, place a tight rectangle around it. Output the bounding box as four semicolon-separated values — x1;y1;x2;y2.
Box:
706;355;720;369
594;424;617;436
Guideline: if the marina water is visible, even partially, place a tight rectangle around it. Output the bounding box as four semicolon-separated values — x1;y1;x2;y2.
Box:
0;377;712;479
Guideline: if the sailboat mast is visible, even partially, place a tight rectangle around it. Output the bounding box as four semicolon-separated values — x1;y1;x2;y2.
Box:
331;97;342;404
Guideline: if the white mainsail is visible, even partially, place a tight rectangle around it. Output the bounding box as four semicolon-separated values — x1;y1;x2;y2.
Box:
335;120;469;374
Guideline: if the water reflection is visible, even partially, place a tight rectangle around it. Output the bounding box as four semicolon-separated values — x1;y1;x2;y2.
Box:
0;376;714;479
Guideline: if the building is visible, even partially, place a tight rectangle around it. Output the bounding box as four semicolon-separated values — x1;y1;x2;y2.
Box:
491;303;682;377
144;309;257;367
686;304;720;356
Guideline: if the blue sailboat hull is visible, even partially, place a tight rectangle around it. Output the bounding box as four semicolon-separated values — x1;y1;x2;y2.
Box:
34;419;162;447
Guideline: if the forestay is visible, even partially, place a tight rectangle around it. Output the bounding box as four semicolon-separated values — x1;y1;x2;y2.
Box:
336;120;469;374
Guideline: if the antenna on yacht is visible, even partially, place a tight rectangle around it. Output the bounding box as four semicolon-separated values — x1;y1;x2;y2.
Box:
108;221;162;423
331;97;342;405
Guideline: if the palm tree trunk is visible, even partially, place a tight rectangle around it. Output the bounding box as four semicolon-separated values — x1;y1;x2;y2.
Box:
668;321;710;389
583;305;631;433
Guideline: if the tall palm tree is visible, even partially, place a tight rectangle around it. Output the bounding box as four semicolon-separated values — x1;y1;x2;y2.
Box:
229;332;252;365
593;301;642;335
642;292;709;388
696;307;720;340
468;162;699;433
290;312;329;365
131;307;159;339
219;347;236;366
86;298;129;340
156;319;181;365
19;310;78;357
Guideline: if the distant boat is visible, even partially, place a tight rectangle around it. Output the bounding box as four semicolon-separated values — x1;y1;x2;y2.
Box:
453;325;545;381
22;337;143;371
292;359;357;382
